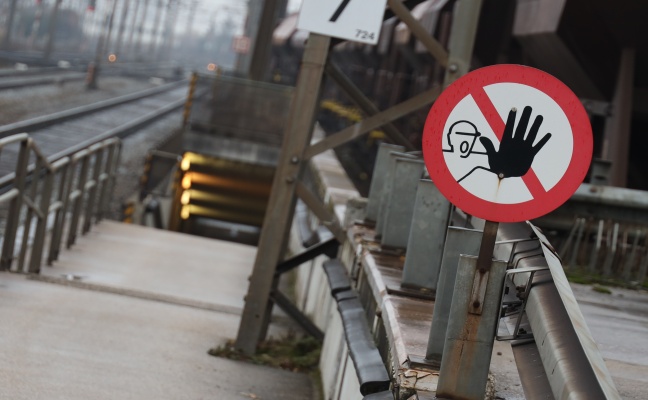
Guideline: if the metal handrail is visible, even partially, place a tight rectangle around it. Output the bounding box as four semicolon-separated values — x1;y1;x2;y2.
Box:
0;133;121;274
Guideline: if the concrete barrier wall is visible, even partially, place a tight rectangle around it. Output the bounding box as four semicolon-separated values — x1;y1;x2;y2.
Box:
287;147;364;400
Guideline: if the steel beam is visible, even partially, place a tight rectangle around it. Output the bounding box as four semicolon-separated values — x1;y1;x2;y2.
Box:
303;86;440;160
295;182;346;244
443;0;484;86
387;0;449;67
235;34;331;355
324;61;414;151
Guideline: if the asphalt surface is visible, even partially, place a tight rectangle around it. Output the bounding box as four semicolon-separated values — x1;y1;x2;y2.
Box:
570;283;648;399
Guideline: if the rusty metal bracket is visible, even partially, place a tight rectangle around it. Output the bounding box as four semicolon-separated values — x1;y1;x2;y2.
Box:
469;220;499;315
274;237;340;276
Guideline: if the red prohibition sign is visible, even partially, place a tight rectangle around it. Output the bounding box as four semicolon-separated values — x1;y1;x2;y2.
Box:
422;64;593;222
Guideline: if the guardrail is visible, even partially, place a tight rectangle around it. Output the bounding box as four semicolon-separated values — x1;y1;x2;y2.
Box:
0;133;120;274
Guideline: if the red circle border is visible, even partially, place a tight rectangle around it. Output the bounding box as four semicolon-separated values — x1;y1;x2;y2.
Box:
422;64;593;222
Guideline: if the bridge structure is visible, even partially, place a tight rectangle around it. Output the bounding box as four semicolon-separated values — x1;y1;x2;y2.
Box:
1;1;648;399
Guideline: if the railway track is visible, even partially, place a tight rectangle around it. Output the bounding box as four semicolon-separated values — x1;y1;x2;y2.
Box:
0;79;188;184
0;61;182;91
0;68;86;90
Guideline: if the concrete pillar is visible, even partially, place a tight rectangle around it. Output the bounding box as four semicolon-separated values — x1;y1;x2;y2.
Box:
603;48;635;187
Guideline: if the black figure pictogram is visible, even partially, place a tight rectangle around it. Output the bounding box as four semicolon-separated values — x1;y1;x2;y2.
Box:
451;106;551;183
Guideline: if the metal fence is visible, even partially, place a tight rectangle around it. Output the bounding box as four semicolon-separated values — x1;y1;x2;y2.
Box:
187;73;294;147
0;133;120;274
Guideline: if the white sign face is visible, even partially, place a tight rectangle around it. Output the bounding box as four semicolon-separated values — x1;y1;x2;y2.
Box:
296;0;388;45
441;82;573;204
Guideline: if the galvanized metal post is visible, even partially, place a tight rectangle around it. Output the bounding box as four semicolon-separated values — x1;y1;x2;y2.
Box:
376;151;417;235
436;255;507;399
401;180;452;290
235;33;331;356
424;227;482;364
365;144;405;223
380;157;425;248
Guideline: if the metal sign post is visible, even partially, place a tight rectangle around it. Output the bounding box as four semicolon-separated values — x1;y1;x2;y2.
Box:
421;39;594;400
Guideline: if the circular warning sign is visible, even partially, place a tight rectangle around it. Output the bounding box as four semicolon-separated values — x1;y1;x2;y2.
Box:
423;64;592;222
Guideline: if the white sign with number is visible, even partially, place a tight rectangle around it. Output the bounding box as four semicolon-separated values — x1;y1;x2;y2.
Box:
296;0;388;45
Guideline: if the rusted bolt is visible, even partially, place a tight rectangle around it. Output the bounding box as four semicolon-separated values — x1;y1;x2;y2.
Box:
472;300;481;309
511;107;517;112
498;173;504;179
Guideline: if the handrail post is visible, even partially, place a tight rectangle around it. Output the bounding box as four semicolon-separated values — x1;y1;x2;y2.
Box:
67;154;90;248
104;141;121;220
0;139;30;270
17;151;44;272
83;144;104;234
48;161;72;265
96;141;117;222
28;166;56;273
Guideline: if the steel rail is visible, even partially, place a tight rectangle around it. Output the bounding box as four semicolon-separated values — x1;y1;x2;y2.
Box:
0;96;185;191
0;72;87;90
0;79;187;138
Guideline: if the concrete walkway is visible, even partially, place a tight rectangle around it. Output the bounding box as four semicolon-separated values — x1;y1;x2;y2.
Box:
0;221;314;400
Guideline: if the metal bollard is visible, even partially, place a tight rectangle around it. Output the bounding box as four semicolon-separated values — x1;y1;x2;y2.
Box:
401;179;452;290
380;157;425;248
423;227;482;365
365;143;404;223
590;159;612;186
375;150;417;235
436;255;507;400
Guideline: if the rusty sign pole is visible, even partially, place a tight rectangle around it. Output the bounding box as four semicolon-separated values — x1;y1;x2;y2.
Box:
235;33;331;356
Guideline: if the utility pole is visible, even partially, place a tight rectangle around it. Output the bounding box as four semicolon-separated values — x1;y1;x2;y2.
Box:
103;0;119;56
185;0;198;40
133;0;150;59
158;0;178;61
167;0;180;59
113;0;130;57
2;0;19;50
248;0;287;81
148;0;165;57
124;0;140;57
237;0;288;80
87;0;119;90
44;0;64;61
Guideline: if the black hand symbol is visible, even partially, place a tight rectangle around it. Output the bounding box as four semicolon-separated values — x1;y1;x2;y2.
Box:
479;106;551;179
